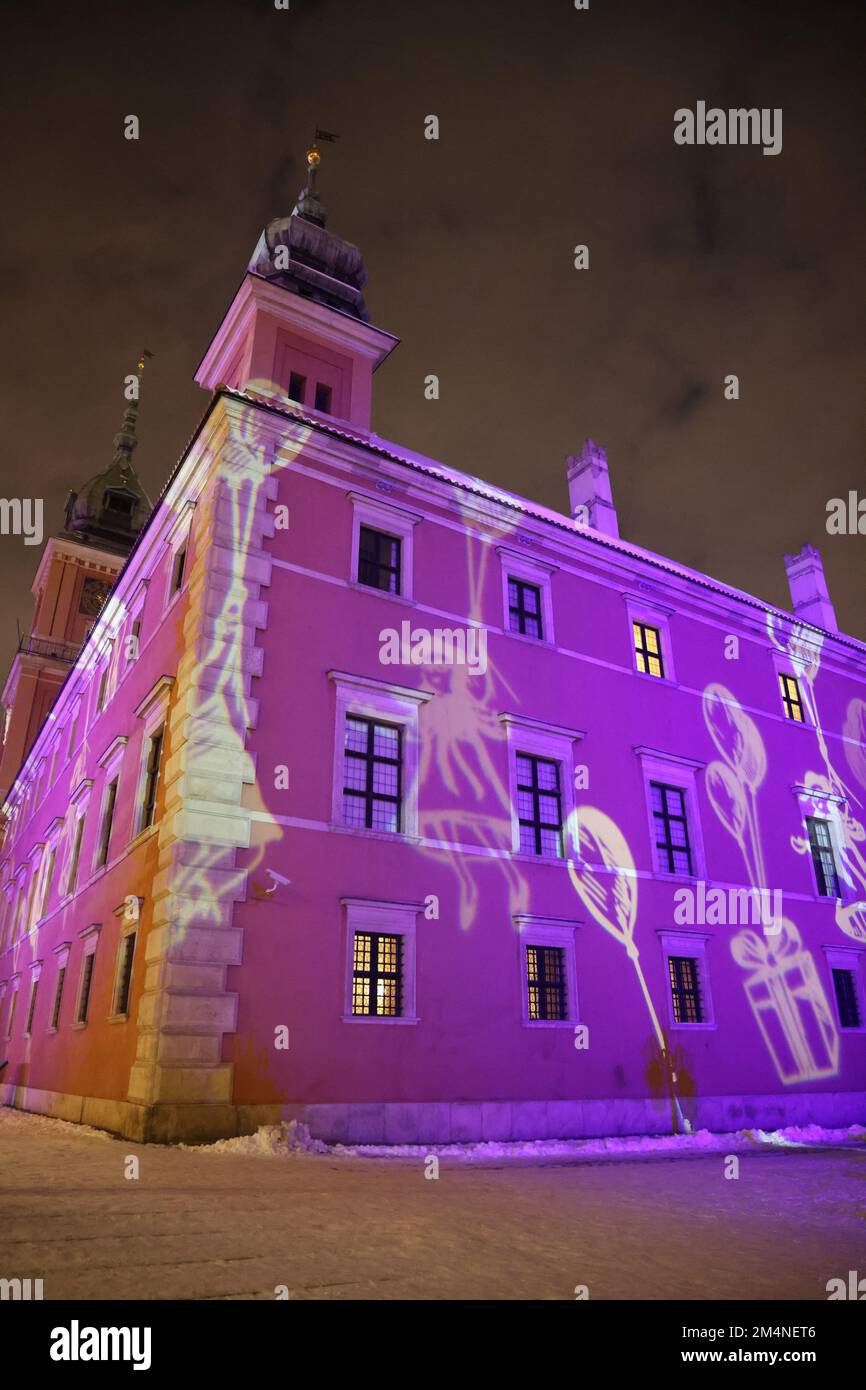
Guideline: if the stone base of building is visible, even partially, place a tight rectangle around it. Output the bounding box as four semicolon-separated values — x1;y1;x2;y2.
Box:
2;1082;865;1146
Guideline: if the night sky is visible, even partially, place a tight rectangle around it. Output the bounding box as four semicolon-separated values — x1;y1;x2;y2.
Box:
1;0;864;670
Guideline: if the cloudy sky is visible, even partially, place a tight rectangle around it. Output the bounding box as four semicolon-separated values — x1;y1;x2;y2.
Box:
1;0;863;669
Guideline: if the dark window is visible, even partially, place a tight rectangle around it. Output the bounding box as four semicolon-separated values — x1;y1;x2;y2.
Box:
516;754;563;858
104;489;135;519
526;944;567;1020
141;727;165;831
51;967;66;1030
669;955;704;1023
114;933;136;1016
127;617;142;666
508;578;543;639
96;777;119;868
832;968;861;1029
358;526;401;594
634;622;665;678
314;382;332;413
171;545;187;594
96;668;109;713
25;978;39;1035
650;782;693;875
288;372;306;404
779;672;805;722
77;953;95;1024
342;716;401;832
806;817;840;897
352;931;402;1016
66;817;85;896
39;847;56;919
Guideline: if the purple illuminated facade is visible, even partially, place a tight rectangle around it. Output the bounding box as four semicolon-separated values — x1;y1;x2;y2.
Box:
1;167;865;1144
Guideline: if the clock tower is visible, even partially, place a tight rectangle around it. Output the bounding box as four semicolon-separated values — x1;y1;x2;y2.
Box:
0;370;152;800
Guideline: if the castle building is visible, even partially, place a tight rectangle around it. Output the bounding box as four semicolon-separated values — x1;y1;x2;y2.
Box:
0;151;864;1144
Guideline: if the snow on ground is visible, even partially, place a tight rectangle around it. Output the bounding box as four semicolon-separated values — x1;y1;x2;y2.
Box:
179;1117;866;1162
0;1106;113;1142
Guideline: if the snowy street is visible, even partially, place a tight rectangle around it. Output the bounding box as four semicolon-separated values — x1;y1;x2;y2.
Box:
0;1110;864;1301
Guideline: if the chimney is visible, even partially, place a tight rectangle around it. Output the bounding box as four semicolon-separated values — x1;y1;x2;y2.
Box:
784;544;837;633
566;439;619;538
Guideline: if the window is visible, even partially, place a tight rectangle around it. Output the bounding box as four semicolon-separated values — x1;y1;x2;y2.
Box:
96;667;109;714
832;968;861;1029
779;672;805;722
67;704;80;757
170;545;187;594
634;622;665;679
650;782;693;875
330;672;430;840
342;716;401;832
351;931;402;1017
104;489;135;519
358;525;401;595
66;817;85;897
668;955;705;1024
314;382;332;413
288;371;306;404
0;890;10;950
516;753;563;858
96;777;119;868
140;726;165;831
6;984;19;1038
508;578;543;639
342;898;420;1023
113;930;137;1016
76;951;96;1025
806;817;840;898
498;548;556;645
526;944;567;1020
124;614;143;669
24;977;39;1035
623;594;675;682
38;846;57;920
51;966;66;1030
349;493;420;601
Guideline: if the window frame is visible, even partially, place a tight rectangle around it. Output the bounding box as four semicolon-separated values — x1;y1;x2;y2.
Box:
633;620;665;680
636;748;706;881
622;593;676;683
109;908;138;1021
778;671;806;723
349;493;422;603
49;943;71;1033
497;547;557;646
329;671;432;840
23;962;42;1037
341;898;420;1024
805;814;842;899
658;930;715;1030
515;915;580;1027
500;714;584;860
132;678;174;840
823;947;865;1033
73;925;100;1029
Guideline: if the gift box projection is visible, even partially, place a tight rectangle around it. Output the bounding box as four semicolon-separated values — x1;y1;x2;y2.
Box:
0;149;864;1145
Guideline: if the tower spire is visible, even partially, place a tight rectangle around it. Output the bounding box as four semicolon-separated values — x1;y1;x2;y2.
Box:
112;349;153;482
292;129;338;228
62;353;154;554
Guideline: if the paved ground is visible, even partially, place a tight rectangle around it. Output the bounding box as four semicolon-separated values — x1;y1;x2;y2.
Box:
0;1110;864;1300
